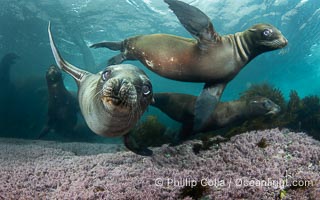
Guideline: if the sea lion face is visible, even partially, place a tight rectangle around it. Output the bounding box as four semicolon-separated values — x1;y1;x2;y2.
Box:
98;64;153;115
249;97;281;116
46;65;62;84
247;23;288;52
1;53;19;65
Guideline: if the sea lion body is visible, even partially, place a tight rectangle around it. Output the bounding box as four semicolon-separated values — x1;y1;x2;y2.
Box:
39;65;79;138
77;65;151;137
91;0;288;131
152;93;280;138
49;23;154;155
204;100;279;129
123;34;240;82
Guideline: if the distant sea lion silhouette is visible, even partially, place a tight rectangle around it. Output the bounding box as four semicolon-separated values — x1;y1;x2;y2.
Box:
0;53;19;98
38;65;79;139
152;93;280;139
90;0;288;131
48;23;154;156
0;53;19;84
0;53;19;126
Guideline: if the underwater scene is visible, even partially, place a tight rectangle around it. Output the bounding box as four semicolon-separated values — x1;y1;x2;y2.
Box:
0;0;320;199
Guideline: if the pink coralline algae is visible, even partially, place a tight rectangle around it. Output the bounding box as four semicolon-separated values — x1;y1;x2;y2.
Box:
0;128;319;199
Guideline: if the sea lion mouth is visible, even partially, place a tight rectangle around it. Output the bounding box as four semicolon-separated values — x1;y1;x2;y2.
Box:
258;37;288;49
46;66;62;82
266;105;281;115
102;78;138;109
102;96;121;106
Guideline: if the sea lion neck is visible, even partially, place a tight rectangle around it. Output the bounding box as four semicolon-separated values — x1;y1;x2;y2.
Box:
228;100;248;117
48;81;66;92
233;32;258;64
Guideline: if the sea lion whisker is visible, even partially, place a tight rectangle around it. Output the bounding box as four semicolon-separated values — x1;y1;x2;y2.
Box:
93;89;104;100
279;46;289;55
128;102;139;125
122;100;129;108
127;108;134;126
136;102;142;118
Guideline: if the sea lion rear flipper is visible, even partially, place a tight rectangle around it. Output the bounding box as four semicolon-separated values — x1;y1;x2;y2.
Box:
164;0;219;49
194;83;225;131
90;41;123;51
108;53;126;66
123;134;153;156
48;22;90;85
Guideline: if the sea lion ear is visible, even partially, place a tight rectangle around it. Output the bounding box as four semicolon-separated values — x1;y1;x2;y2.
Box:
164;0;220;49
249;29;257;32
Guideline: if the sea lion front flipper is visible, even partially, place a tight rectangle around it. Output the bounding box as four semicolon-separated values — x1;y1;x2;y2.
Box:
194;83;225;131
164;0;219;49
48;22;90;85
178;122;194;141
123;134;153;156
107;53;126;66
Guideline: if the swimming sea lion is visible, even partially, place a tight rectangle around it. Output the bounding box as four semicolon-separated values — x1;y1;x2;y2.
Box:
152;93;280;139
90;0;288;131
48;23;154;156
38;65;79;139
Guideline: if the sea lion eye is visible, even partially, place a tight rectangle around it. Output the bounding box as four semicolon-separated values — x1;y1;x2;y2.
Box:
102;70;111;81
142;85;151;96
262;29;273;37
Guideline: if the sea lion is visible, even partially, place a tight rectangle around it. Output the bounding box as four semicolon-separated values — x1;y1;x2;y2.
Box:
152;93;280;139
38;65;79;139
48;23;154;156
0;53;19;98
0;53;19;84
90;0;288;131
0;53;19;128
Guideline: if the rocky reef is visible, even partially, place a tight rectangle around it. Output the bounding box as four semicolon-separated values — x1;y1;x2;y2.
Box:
0;129;319;199
225;84;320;140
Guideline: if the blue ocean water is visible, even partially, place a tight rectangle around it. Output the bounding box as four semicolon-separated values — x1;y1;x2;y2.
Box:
0;0;319;139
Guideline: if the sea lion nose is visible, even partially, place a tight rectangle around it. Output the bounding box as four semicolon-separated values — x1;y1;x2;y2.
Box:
121;79;129;86
282;37;288;46
119;80;137;102
112;79;129;97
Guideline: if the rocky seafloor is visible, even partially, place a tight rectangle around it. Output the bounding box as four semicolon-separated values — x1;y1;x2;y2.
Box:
0;128;319;199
